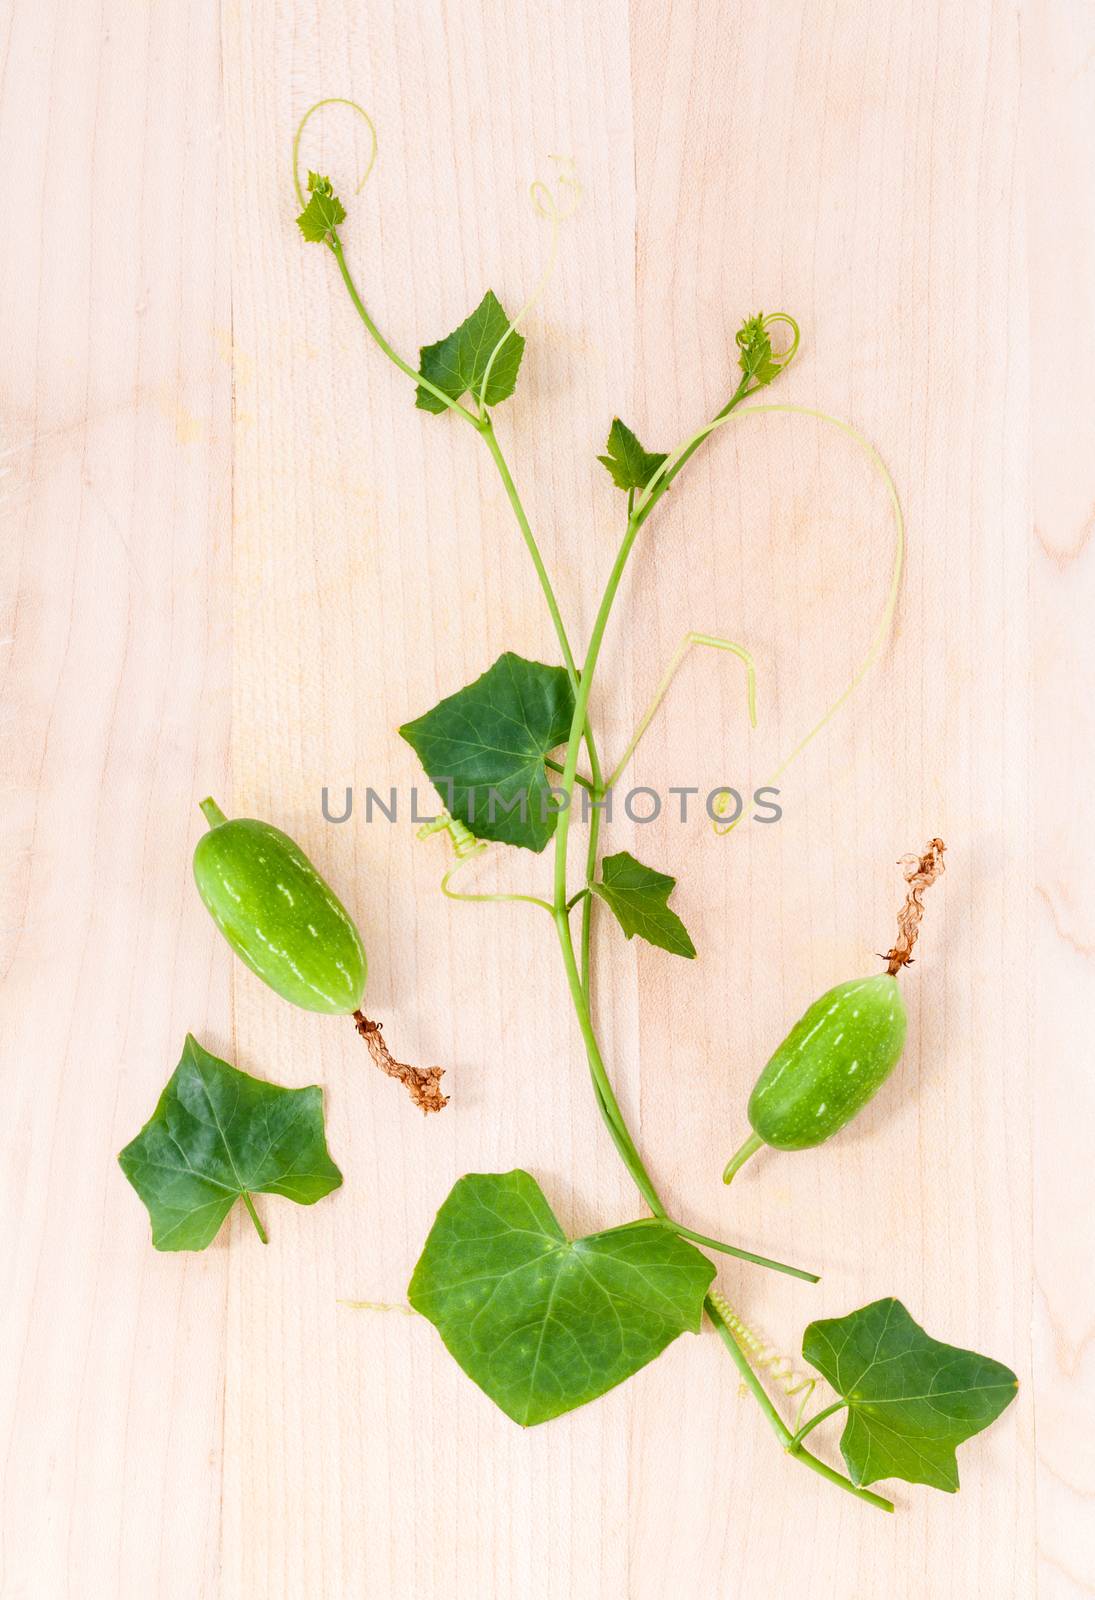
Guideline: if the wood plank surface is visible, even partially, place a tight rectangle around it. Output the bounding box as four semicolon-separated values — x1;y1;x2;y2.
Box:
2;1;1091;1595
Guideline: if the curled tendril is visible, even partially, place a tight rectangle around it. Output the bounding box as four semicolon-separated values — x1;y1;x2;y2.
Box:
762;311;800;371
292;97;378;210
418;811;554;915
530;155;583;222
478;157;582;408
417;809;484;861
708;1289;819;1433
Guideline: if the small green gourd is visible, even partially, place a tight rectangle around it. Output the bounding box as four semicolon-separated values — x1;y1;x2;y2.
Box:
194;797;367;1013
193;798;447;1112
724;840;944;1182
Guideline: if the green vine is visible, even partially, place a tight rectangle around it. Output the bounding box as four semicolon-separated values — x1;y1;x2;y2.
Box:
294;103;1017;1513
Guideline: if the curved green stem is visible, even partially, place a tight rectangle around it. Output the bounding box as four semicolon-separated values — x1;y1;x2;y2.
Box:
552;514;642;907
579;788;602;996
723;1131;764;1184
478;416;583;685
327;235;480;424
477;414;606;814
553;909;665;1217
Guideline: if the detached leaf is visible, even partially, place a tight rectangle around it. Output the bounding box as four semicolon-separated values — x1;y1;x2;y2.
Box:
802;1298;1018;1491
735;312;782;388
416;289;525;413
399;652;574;852
597;418;667;492
296;172;347;243
409;1170;714;1425
591;850;696;958
118;1034;342;1251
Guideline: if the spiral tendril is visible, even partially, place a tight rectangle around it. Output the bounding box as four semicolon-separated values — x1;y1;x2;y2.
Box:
708;1288;819;1432
761;311;801;371
417;809;485;861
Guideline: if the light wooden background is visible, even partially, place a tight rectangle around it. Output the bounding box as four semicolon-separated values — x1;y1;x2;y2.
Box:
3;1;1092;1595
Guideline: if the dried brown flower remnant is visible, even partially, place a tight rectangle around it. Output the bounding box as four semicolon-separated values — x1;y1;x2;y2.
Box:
884;838;946;975
352;1012;449;1114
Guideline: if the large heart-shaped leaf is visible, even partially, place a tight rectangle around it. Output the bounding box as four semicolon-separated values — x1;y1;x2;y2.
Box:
802;1298;1018;1491
408;1170;715;1425
399;652;575;852
118;1034;342;1250
591;850;696;958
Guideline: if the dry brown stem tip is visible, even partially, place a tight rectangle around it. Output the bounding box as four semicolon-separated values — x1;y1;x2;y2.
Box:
351;1012;449;1114
883;837;946;976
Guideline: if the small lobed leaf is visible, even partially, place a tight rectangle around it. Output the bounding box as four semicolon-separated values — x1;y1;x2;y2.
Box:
802;1297;1019;1491
735;312;782;388
296;172;347;243
597;418;667;492
591;850;696;958
118;1034;342;1250
399;652;575;852
416;289;525;413
408;1170;715;1425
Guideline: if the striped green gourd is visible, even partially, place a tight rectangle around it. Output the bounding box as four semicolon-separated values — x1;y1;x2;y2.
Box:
723;977;907;1180
193;798;367;1014
723;839;944;1182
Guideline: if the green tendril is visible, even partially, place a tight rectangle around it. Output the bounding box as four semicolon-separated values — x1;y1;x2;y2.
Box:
478;156;581;410
292;97;377;209
607;631;757;790
708;403;905;834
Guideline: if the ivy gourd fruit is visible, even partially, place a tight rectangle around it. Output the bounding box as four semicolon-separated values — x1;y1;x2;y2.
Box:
193;797;367;1014
724;840;945;1182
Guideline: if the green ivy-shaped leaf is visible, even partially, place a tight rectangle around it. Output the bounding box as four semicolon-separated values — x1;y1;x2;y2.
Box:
408;1170;715;1425
296;172;346;243
399;652;575;852
118;1035;342;1251
416;289;525;413
597;418;667;492
802;1298;1019;1491
591;850;696;958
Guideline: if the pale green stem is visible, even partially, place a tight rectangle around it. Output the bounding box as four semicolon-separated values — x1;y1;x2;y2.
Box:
327;235;480;423
668;1222;819;1283
723;1132;764;1184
